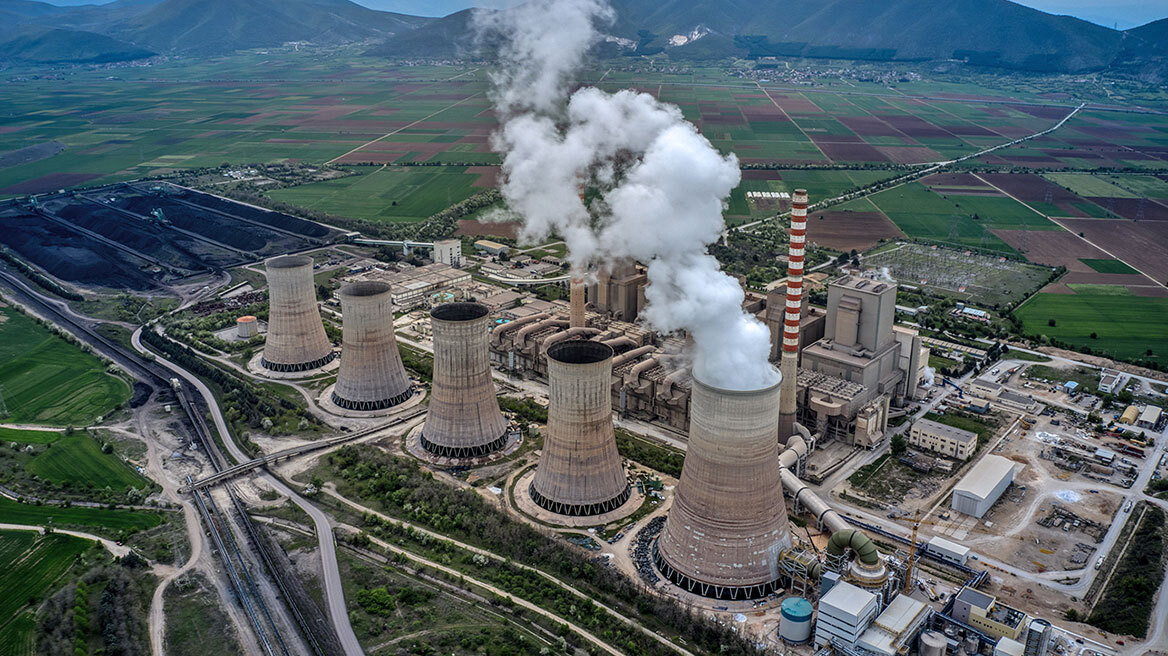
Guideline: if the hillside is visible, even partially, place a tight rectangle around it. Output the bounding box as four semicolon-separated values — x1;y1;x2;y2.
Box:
376;0;1131;73
0;27;154;62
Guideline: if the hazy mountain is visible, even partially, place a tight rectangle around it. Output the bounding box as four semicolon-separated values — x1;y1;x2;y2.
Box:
1130;17;1168;42
0;27;154;62
374;0;1131;73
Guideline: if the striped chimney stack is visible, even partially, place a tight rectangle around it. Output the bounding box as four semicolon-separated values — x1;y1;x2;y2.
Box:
777;189;809;444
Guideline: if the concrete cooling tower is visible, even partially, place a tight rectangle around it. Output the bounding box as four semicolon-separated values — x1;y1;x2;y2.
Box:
420;302;509;458
262;255;335;372
655;374;792;600
530;340;629;516
331;281;414;411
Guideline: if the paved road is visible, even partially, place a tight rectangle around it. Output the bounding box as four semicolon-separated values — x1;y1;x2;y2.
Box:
132;326;365;656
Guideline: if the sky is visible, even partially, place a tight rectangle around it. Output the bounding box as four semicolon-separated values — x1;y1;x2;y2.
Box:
38;0;1168;29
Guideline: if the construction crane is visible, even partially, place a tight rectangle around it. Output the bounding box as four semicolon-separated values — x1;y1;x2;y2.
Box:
903;510;921;594
149;208;171;226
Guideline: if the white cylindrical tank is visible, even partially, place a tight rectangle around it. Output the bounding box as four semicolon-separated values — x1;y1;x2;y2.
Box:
237;315;259;338
921;631;948;656
779;597;813;644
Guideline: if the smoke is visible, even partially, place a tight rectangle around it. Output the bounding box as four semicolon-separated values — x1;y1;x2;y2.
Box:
921;366;936;387
477;0;778;391
876;267;896;283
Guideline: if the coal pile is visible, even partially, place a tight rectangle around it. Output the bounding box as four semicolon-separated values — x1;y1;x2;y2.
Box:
175;188;333;239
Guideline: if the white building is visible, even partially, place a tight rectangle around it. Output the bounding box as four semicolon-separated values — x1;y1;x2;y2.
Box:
1137;406;1162;430
925;535;971;566
814;581;879;647
857;594;931;656
996;637;1025;656
909;418;978;460
952;454;1015;518
432;239;463;268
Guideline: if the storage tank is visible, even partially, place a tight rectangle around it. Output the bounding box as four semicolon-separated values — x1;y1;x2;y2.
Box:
964;635;981;655
530;340;629;516
420;302;508;458
655;372;791;600
921;631;948;656
779;597;813;644
331;281;414;411
236;315;258;338
261;255;335;372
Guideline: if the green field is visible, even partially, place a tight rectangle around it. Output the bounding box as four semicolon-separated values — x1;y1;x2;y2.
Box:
944;194;1060;230
1080;259;1141;274
865;183;1015;252
0;530;90;656
0;496;161;533
0;427;61;444
1016;291;1168;361
26;435;148;492
1043;173;1138;198
0;306;131;426
267;165;486;223
1103;174;1168;199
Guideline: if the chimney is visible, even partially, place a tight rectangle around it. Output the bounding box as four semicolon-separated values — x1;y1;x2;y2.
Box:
569;273;586;328
778;189;808;443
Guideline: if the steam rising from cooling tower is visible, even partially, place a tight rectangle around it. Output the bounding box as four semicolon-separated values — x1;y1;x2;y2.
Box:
530;340;629;516
262;255;335;372
421;302;509;458
476;0;777;391
332;281;413;411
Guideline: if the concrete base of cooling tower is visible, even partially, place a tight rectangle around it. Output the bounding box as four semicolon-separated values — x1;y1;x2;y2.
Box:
510;468;641;528
248;350;339;380
404;424;523;467
317;383;426;418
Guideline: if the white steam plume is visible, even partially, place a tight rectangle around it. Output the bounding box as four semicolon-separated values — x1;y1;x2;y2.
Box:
477;0;778;391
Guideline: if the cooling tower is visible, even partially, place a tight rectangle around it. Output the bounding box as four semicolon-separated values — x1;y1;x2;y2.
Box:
420;302;509;458
262;255;335;372
655;373;791;600
779;189;809;443
530;340;629;516
331;281;414;411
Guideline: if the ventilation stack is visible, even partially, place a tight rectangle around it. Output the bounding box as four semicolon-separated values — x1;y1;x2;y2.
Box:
331;281;413;411
262;255;335;372
421;302;508;458
530;340;629;516
779;189;809;443
569;274;586;328
655;373;791;600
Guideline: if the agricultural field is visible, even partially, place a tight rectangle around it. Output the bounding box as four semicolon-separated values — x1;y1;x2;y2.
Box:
861;183;1016;253
1015;289;1168;362
25;435;149;493
0;426;60;444
0;496;162;533
0;530;90;656
0;306;131;426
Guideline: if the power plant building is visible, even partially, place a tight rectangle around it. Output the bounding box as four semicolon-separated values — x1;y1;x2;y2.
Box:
856;594;931;656
331;281;413;410
432;239;463;268
814;581;880;647
952;587;1028;641
909;418;977;460
421;302;509;458
996;638;1026;656
925;535;970;566
1023;618;1052;656
262;255;335;372
655;374;791;599
952;455;1016;518
530;340;629;516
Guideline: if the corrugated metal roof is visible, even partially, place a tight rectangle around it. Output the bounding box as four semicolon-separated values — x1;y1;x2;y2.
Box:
954;455;1015;501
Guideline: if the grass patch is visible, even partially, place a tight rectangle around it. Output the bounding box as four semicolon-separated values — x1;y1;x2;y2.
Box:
0;307;130;426
26;435;149;492
924;411;996;443
0;496;161;534
1024;365;1100;393
267;166;483;223
1066;284;1133;296
0;530;91;654
1016;292;1168;362
614;429;684;478
1044;173;1137;199
865;183;1015;252
1080;259;1140;275
163;572;243;656
1088;504;1166;638
0;427;61;444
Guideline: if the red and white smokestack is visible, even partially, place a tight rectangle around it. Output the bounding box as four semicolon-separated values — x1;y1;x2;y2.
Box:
777;189;808;444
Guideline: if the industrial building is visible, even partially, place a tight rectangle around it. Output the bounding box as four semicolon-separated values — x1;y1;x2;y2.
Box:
261;255;336;372
1097;370;1121;394
529;340;630;516
996;638;1026;656
813;581;880;647
331;281;414;411
856;594;931;656
420;303;510;458
925;535;971;566
432;239;463;268
908;418;977;460
952;586;1028;641
655;374;792;599
348;263;471;310
473;239;510;256
1137;405;1162;430
1023;618;1052;656
952;455;1016;518
1120;405;1140;424
969;378;1003;399
590;261;647;322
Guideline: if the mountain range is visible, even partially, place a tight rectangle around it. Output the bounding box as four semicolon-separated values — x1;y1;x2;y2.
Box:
0;0;1164;78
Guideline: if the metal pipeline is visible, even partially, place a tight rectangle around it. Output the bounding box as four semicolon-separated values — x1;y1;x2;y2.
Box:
612;345;654;368
491;313;548;347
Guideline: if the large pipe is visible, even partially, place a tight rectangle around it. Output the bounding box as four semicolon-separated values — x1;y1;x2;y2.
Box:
655;373;791;600
530;340;629;516
541;327;601;352
492;312;549;347
517;318;569;349
261;255;335;372
421;303;508;458
779;189;809;443
331;281;413;410
601;335;637;351
612;345;654;368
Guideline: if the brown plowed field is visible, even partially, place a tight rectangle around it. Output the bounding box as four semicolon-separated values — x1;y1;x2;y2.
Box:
979;173;1103;217
878;146;944;164
817;141;889;162
923;173;990;188
990;229;1109;272
805;210;904;251
456;220;519;239
1055;218;1168;283
1086;197;1168;221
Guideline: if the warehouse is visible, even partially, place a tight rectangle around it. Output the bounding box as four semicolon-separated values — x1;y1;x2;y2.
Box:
951;455;1015;518
857;594;931;656
1137;406;1162;430
925;535;971;566
814;581;879;647
909;418;977;460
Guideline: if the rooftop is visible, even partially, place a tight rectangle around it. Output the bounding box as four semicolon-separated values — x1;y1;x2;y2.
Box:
872;594;929;634
956;586;994;610
927;535;971;556
954;455;1015;500
1139;406;1162;422
821;581;877;618
914;418;977;445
